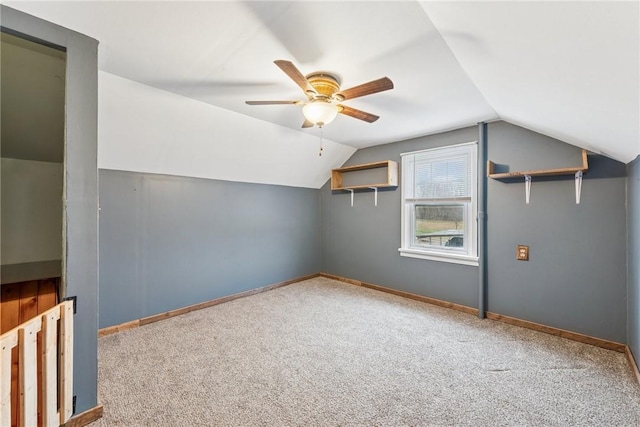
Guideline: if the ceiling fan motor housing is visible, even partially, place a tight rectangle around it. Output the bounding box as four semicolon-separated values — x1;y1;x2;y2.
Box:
245;60;390;125
305;72;342;100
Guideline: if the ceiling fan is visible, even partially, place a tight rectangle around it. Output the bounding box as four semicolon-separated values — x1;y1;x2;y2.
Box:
246;60;394;129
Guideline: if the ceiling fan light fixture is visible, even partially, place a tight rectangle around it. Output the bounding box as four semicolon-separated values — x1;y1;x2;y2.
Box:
246;60;394;130
302;100;338;127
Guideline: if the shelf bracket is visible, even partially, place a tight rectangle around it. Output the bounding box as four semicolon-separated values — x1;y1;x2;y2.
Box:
524;175;532;204
348;189;354;207
575;170;583;204
369;187;378;206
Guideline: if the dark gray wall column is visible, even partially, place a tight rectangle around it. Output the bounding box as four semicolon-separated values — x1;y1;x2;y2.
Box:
478;122;488;318
99;170;321;328
628;156;640;359
1;6;99;413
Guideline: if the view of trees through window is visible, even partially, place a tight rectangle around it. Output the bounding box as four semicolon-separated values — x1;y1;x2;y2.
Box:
414;204;464;248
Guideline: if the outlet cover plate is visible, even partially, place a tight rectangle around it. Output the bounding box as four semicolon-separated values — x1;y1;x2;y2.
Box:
516;245;529;261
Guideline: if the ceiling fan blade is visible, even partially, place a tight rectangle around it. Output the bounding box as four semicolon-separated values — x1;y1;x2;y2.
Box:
338;105;380;123
336;77;394;101
301;119;314;128
245;100;300;105
274;60;316;97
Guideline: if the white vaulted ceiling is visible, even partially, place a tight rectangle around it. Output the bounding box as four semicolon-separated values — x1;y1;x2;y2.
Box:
420;1;639;162
4;1;639;185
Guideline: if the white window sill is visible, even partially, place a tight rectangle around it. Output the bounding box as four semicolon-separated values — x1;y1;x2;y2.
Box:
398;248;479;266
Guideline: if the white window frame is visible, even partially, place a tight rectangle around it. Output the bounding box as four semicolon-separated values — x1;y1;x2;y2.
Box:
399;141;479;266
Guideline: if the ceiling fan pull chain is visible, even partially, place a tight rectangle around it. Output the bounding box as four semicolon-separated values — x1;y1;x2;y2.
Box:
318;126;324;157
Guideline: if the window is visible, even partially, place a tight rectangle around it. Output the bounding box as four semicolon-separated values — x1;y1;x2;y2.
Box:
399;142;478;266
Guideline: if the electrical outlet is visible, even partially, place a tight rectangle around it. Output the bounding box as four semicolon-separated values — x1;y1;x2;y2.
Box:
516;245;529;261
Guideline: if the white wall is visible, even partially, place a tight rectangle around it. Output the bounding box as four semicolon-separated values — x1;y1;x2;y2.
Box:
1;157;63;265
98;72;355;189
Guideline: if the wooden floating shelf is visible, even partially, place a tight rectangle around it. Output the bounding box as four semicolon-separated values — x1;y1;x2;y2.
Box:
488;149;588;179
333;183;397;190
331;160;398;191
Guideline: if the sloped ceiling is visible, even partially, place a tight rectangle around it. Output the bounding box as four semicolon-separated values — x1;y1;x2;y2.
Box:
421;1;640;162
4;1;639;164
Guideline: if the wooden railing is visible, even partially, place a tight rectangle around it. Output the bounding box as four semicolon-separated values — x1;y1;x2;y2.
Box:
0;300;74;427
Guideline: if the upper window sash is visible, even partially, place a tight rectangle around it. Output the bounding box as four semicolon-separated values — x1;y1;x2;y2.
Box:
402;142;476;201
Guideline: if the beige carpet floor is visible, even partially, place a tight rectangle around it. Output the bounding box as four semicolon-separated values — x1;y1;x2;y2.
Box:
92;277;640;426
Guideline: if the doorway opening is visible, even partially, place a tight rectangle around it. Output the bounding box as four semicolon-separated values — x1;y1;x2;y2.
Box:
1;30;66;426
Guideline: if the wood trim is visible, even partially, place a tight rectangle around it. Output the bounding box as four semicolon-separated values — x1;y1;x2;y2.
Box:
63;404;104;427
1;301;73;426
320;273;479;316
1;278;59;334
486;312;626;353
581;148;589;170
320;273;362;287
331;160;398;190
487;149;588;179
319;273;628;355
332;160;394;173
60;301;75;423
331;183;398;191
98;274;320;336
98;319;140;338
625;346;640;386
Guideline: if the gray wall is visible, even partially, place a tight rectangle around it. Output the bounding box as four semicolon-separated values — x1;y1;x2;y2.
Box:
99;169;321;328
629;156;640;359
487;122;627;343
1;6;100;414
321;126;480;308
321;121;628;343
1;158;63;266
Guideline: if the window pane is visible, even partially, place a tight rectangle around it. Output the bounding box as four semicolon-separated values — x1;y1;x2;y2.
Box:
413;204;464;249
414;155;469;199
